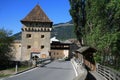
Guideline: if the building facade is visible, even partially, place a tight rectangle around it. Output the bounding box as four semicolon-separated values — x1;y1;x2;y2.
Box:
11;40;21;61
21;5;52;61
50;41;71;60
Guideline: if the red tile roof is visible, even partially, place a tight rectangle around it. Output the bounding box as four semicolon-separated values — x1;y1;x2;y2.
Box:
21;4;52;22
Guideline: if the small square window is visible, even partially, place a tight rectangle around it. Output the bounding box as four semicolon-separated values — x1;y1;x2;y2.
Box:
41;35;44;38
26;34;31;38
41;45;44;49
27;45;31;49
30;23;32;27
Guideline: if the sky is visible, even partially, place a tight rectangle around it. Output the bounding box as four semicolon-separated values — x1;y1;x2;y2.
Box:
0;0;71;34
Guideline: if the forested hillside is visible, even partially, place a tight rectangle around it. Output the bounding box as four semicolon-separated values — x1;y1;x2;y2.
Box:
51;24;76;40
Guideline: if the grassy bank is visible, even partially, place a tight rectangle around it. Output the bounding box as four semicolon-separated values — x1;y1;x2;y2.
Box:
0;66;32;78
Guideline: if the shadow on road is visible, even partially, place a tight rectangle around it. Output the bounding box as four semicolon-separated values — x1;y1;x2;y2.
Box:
85;72;96;80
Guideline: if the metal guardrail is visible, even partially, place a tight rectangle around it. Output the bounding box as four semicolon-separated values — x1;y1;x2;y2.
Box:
97;64;120;80
37;58;51;64
33;58;51;67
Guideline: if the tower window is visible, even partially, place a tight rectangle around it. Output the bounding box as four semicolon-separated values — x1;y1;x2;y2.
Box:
26;34;31;38
41;35;44;38
19;45;21;47
41;45;44;49
27;45;31;49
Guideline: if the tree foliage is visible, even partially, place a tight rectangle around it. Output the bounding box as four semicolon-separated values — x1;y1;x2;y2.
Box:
0;28;14;68
69;0;86;45
85;0;120;67
69;0;120;69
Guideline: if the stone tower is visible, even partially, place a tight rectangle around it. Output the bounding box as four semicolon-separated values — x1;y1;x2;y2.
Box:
21;5;52;61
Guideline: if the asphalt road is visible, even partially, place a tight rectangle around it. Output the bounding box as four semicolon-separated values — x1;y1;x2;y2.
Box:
3;61;75;80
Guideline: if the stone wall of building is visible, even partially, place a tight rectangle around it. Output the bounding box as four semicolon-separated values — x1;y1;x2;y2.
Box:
11;40;21;61
21;31;51;60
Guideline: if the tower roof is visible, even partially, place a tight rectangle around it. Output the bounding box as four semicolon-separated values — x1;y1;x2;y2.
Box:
21;4;52;23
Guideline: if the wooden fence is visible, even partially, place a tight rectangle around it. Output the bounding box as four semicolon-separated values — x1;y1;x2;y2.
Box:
97;64;120;80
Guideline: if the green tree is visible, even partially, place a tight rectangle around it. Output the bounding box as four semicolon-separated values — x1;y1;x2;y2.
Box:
84;0;120;68
69;0;120;69
0;28;14;69
69;0;86;45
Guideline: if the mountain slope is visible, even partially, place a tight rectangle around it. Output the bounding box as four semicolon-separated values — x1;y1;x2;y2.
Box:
52;23;76;40
13;32;22;40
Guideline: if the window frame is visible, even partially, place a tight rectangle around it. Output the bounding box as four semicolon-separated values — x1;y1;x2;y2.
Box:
41;45;44;49
41;35;45;38
27;45;31;49
26;34;31;38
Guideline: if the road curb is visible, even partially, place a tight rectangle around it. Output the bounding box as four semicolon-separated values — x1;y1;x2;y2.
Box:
14;66;36;75
71;60;78;77
0;67;36;79
15;60;52;75
0;67;37;80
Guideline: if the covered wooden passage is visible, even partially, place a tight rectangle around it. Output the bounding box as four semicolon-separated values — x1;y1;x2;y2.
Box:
75;46;97;71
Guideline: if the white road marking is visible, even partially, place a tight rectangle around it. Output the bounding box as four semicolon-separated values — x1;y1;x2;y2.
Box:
71;60;78;77
3;67;38;79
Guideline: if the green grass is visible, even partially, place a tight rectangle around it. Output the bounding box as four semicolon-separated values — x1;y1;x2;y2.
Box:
18;66;31;72
0;66;32;78
0;74;11;78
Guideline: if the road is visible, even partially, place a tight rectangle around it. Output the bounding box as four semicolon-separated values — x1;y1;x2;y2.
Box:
3;61;75;80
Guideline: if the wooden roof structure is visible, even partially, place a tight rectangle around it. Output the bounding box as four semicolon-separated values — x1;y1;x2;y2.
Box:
76;46;97;54
21;4;52;23
75;46;97;71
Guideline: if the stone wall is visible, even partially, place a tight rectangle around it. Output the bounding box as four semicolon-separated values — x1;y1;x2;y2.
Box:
21;31;51;61
11;40;21;61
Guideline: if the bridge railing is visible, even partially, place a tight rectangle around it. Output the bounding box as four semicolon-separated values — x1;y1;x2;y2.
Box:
97;64;120;80
36;58;51;66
